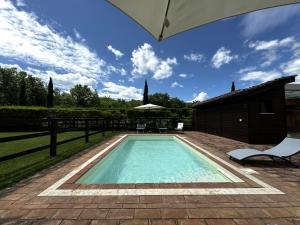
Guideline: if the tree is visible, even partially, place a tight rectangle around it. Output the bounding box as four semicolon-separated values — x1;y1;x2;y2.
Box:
0;67;19;105
168;97;185;108
231;81;236;92
143;80;149;105
19;78;26;105
70;84;94;107
149;93;170;107
47;77;54;107
26;75;47;106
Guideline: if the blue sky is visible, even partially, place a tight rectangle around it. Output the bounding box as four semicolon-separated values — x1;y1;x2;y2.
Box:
0;0;300;102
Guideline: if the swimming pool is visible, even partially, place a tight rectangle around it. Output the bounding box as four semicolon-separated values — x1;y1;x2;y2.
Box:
76;135;241;184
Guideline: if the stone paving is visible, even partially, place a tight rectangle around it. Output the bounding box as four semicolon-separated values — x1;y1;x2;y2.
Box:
0;132;299;225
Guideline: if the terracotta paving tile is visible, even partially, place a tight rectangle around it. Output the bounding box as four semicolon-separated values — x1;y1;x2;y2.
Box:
106;209;134;220
178;219;206;225
47;204;74;209
122;203;147;209
233;219;264;225
92;197;119;204
90;220;119;225
188;208;239;219
117;196;139;204
163;196;186;204
22;209;57;219
119;219;149;225
78;209;109;220
0;132;300;224
286;207;300;217
134;209;161;219
38;219;63;225
150;219;177;225
74;204;99;209
0;194;26;201
291;218;300;225
161;209;189;219
235;208;271;219
0;219;36;225
60;219;91;225
51;209;83;220
263;218;295;225
97;204;122;209
140;196;163;204
262;207;295;218
205;219;236;225
1;209;30;219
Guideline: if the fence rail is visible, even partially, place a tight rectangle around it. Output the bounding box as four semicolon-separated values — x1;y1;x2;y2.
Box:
0;117;192;162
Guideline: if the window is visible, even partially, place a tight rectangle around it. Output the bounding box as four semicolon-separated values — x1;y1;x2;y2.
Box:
260;100;273;113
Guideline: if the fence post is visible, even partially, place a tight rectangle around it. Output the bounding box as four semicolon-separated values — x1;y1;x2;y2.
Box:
50;119;57;157
102;119;105;136
111;119;114;133
85;119;89;143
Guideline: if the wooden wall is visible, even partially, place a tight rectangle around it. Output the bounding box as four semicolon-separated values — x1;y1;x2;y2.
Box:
193;86;287;144
193;102;249;142
247;87;287;144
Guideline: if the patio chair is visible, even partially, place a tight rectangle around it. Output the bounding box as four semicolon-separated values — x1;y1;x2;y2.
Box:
158;122;168;133
136;123;146;134
226;137;300;167
174;122;184;133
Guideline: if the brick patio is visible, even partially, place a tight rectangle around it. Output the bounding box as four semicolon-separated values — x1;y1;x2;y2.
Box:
0;132;299;225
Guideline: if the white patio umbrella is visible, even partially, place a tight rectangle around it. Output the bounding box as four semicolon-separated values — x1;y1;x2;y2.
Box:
107;0;300;41
134;104;165;110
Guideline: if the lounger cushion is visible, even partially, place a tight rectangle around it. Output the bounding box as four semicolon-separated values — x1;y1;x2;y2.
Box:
227;149;265;160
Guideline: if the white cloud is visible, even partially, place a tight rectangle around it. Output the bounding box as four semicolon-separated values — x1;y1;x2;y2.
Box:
248;37;297;67
153;58;177;80
179;73;188;78
0;62;23;71
190;92;208;102
249;37;295;51
171;81;183;88
0;63;98;91
0;0;107;82
240;70;281;83
131;43;177;80
107;45;124;60
73;29;86;42
99;82;142;100
107;65;127;76
240;4;300;38
281;59;300;83
237;66;257;74
211;47;238;69
16;0;26;7
183;53;204;63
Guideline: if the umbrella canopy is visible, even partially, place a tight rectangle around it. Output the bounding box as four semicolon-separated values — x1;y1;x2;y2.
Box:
134;104;165;110
107;0;300;41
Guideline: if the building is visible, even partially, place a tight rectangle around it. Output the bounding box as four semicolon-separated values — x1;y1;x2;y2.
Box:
192;76;296;144
285;83;300;137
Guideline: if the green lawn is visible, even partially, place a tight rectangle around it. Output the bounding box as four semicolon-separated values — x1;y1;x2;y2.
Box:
0;131;117;189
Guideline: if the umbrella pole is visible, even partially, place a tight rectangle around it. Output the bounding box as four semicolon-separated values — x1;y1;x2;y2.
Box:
158;0;171;41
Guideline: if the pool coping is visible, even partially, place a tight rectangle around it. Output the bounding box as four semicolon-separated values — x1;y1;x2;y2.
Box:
39;134;284;196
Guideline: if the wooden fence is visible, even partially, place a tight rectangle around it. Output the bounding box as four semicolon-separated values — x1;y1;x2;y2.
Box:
0;117;192;162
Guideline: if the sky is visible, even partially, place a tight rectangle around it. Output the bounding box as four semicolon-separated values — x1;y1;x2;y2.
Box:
0;0;300;102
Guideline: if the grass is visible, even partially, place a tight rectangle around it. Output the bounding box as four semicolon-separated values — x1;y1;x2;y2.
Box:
0;130;117;189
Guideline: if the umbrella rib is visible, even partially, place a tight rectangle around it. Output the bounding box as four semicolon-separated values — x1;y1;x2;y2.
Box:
158;0;171;41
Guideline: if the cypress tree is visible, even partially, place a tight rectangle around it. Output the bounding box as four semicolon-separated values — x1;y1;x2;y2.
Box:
143;79;148;105
19;78;26;105
47;77;54;107
231;81;236;92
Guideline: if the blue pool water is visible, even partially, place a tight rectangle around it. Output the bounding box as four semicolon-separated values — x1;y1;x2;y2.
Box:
76;136;236;184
